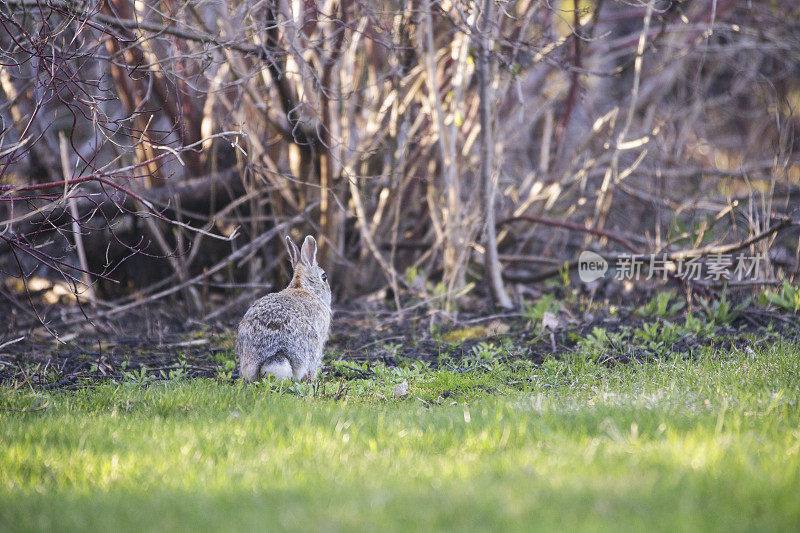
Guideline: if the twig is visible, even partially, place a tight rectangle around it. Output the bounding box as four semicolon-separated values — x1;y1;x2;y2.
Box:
499;215;641;254
0;336;24;350
58;131;96;304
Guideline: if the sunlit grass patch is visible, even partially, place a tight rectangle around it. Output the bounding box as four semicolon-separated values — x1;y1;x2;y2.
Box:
1;341;799;531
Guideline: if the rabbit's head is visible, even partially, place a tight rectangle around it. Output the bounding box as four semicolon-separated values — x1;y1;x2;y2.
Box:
285;235;331;306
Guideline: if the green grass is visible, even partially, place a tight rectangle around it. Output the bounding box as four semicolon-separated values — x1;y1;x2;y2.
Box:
2;342;800;532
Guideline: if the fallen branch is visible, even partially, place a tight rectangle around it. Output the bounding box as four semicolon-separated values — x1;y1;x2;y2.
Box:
667;217;793;260
498;215;642;254
504;217;797;284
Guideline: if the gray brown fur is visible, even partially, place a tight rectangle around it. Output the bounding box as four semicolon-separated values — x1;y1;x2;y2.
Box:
236;235;331;381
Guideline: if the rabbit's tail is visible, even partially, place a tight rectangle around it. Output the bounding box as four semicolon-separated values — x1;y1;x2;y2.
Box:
240;352;293;381
260;354;293;380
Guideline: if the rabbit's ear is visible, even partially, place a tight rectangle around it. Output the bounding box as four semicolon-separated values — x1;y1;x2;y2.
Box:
284;236;300;268
300;235;318;266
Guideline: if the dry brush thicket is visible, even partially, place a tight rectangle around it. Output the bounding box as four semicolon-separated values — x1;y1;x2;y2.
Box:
0;0;799;323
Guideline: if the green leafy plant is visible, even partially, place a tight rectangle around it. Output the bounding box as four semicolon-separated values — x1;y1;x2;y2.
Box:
469;342;502;363
287;381;310;397
44;366;61;384
329;360;374;379
161;354;190;381
683;313;717;339
213;349;235;365
635;321;680;350
637;291;685;318
215;359;236;382
699;290;749;326
636;322;660;342
577;327;628;353
577;327;609;352
522;295;561;329
124;366;153;386
759;281;800;313
161;367;186;381
659;321;680;345
389;360;427;379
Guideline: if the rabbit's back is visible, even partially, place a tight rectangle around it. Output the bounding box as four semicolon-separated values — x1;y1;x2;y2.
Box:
237;289;330;381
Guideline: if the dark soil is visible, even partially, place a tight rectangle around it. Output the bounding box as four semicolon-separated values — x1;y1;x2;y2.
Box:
1;291;798;391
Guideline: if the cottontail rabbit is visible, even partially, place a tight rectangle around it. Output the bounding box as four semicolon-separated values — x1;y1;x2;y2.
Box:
237;235;331;381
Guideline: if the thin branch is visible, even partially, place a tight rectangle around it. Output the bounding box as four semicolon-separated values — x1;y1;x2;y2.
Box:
499;215;642;254
477;0;512;309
